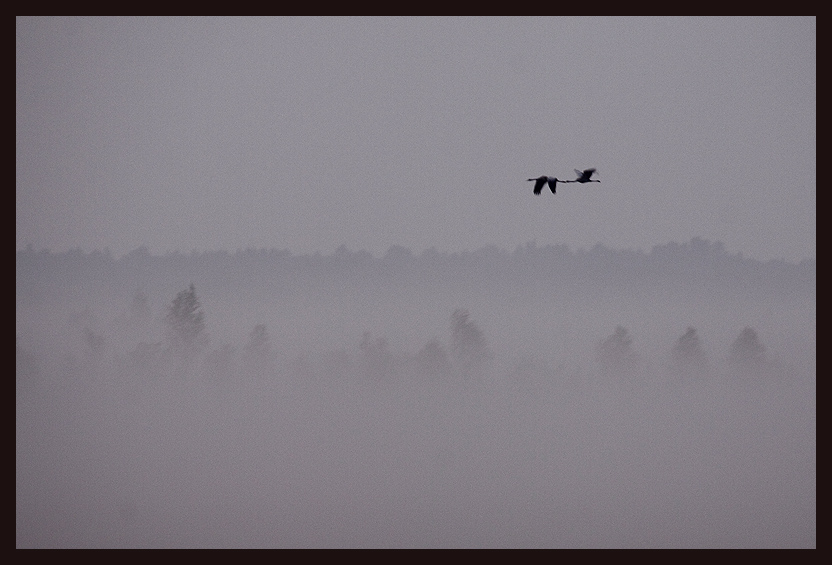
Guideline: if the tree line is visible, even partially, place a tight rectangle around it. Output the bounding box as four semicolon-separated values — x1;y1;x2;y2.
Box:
16;238;816;306
15;282;780;388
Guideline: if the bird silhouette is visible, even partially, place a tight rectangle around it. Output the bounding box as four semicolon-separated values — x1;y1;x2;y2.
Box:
571;168;600;183
528;176;561;195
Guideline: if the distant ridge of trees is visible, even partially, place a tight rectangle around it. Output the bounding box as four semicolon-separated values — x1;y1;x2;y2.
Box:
16;238;815;304
16;237;816;266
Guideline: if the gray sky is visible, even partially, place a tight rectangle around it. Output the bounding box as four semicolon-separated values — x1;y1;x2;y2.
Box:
16;17;816;262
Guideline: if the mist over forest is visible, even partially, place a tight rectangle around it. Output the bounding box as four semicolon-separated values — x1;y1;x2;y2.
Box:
16;238;815;548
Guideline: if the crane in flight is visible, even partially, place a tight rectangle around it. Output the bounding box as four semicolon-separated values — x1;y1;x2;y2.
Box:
527;176;563;195
571;168;600;183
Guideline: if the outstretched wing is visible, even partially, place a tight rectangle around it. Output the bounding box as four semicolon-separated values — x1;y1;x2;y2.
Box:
532;177;546;195
547;178;557;194
574;168;597;181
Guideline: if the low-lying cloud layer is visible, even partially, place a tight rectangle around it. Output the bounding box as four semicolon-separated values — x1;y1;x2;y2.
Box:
16;241;815;547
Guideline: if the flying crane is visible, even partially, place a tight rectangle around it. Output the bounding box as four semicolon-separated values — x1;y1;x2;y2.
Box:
571;168;600;183
527;176;562;195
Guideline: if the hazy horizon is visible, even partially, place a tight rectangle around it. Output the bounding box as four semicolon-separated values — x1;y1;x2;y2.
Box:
14;235;819;264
